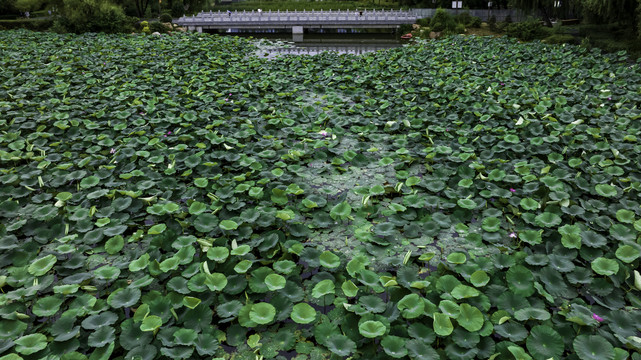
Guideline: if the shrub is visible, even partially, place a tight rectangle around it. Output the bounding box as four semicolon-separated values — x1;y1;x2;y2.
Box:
159;12;172;23
149;21;169;33
416;17;430;27
455;23;466;34
468;16;482;28
455;11;472;26
506;18;546;41
488;15;497;31
398;23;412;34
171;1;184;17
543;34;576;44
0;18;53;31
430;8;456;33
55;0;132;33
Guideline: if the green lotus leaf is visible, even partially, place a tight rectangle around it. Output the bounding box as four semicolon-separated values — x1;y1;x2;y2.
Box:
32;295;64;317
616;209;635;223
447;252;467;264
470;270;490;287
107;287;141;308
591;257;619;275
219;219;238;231
14;333;47;355
525;325;563;360
595;184;618;197
451;284;481;299
319;251;341;268
359;295;386;313
325;334;356;357
615;245;640;263
407;339;440;360
207;246;229;262
140;315;163;332
517;230;542;245
329;201;351;220
249;303;276;325
80;175;100;189
94;265;120;281
148;223;166;234
217;300;243;318
290;303;316;324
173;328;198;346
381;335;408;358
573;335;615;360
520;198;539;211
397;293;425;319
129;253;150;272
193;213;218;233
534;212;562;227
105;235;125;254
312;279;335;298
514;307;551;321
341;280;359;297
234;259;252;274
205;273;228;291
188;201;207;215
264;273;286;291
457;198;477;209
506;265;535;297
27;254;57;276
230;244;250;256
482;217;501;232
88;326;116;347
433;312;454;336
273;260;296;274
182;296;201;309
457;303;484;332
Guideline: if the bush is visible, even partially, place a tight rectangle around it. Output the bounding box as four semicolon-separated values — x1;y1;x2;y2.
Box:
416;17;430;27
455;23;466;34
468;16;482;28
455;11;472;26
171;1;185;17
506;18;546;41
430;8;456;33
159;12;172;23
149;21;169;33
0;18;53;31
488;15;497;31
54;0;132;33
543;34;576;44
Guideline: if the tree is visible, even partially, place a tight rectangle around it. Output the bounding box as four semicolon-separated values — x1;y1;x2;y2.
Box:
509;0;575;26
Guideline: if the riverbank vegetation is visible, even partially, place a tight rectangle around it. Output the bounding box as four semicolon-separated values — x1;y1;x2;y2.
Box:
1;29;641;359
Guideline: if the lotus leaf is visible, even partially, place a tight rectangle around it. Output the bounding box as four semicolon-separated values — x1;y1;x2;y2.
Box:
290;303;316;324
249;303;276;325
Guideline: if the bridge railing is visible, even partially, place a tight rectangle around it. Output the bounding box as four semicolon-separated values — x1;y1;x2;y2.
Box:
176;9;417;26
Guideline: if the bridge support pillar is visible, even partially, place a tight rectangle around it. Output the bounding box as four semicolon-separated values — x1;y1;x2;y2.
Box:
292;26;304;34
196;26;203;33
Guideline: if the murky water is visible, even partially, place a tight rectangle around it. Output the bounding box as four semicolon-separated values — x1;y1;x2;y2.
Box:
213;30;405;56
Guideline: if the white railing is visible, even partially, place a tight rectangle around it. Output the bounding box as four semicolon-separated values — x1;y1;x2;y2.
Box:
175;9;417;27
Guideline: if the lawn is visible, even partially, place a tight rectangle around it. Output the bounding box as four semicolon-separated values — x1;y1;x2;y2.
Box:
0;29;641;360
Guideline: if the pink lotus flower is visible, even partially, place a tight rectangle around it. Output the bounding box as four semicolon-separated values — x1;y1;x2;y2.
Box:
319;130;329;137
508;232;517;238
509;188;516;192
110;148;115;154
592;313;604;322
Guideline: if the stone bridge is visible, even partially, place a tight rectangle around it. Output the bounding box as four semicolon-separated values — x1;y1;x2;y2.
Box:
174;9;418;34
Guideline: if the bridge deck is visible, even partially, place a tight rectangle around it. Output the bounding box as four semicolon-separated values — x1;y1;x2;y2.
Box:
175;9;417;31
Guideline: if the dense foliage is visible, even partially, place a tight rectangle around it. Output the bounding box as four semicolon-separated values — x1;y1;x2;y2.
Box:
1;30;641;360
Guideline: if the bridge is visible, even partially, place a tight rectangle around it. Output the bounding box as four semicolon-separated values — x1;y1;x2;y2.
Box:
174;9;418;34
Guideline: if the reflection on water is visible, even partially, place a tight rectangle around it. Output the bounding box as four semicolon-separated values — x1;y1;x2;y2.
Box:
217;30;403;56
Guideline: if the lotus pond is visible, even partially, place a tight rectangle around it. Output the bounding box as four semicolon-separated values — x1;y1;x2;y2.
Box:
1;29;641;360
